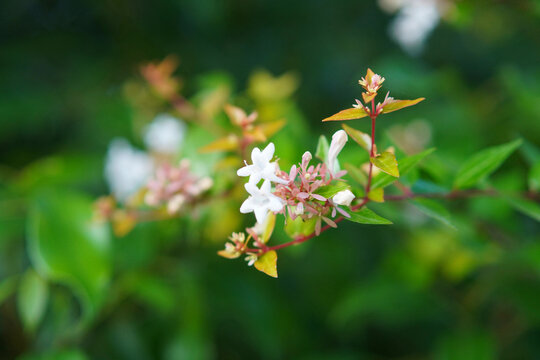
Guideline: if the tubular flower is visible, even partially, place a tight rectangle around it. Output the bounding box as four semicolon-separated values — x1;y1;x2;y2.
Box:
237;142;288;185
327;130;348;174
240;180;285;224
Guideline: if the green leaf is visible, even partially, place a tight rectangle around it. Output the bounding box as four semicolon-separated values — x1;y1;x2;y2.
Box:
505;197;540;222
27;191;111;326
314;182;350;198
380;98;425;114
371;148;435;189
529;161;540;192
342;124;371;151
315;135;329;163
346;208;392;225
17;269;49;332
454;139;522;189
322;107;369;122
412;198;455;228
284;216;317;238
371;152;399;177
344;163;367;186
254;251;278;278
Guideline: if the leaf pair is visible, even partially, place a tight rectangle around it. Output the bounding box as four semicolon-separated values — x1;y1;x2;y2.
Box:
322;98;424;122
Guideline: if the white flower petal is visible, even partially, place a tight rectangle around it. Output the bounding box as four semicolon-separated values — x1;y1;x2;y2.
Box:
268;195;285;212
260;180;272;194
240;197;255;213
245;182;260;196
237;165;255;177
251;147;264;167
261;143;275;163
254;206;269;224
247;173;262;185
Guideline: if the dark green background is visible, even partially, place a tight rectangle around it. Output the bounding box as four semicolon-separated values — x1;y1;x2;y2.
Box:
1;0;540;359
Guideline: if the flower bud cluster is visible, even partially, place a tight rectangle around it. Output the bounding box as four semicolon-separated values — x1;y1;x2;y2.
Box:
145;159;213;214
355;69;388;113
217;232;246;259
272;149;351;235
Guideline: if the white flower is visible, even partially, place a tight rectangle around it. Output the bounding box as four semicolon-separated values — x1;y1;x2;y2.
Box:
388;0;440;56
332;189;355;206
240;180;284;224
237;143;288;185
327;130;348;174
105;138;154;202
144;114;187;154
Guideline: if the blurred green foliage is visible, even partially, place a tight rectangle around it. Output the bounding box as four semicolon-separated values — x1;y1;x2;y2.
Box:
1;0;540;359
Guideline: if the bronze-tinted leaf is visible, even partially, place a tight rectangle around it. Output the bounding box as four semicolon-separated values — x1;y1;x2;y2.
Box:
200;135;239;153
322;108;369;122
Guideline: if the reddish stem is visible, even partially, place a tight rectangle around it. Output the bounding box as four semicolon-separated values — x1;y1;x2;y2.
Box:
245;198;369;254
364;100;377;197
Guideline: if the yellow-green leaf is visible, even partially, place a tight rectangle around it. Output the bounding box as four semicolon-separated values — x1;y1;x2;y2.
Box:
381;98;425;114
261;213;276;243
322;108;369;122
368;188;384;202
371;148;435;190
254;251;278;278
371;152;399;177
342;124;371;151
284;216;317;238
200;135;239;153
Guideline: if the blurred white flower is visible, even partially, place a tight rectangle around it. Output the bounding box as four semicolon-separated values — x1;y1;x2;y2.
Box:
105;138;154;202
327;130;348;174
383;0;442;55
144;114;187;154
332;189;355;206
237;143;288;185
240;180;285;224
